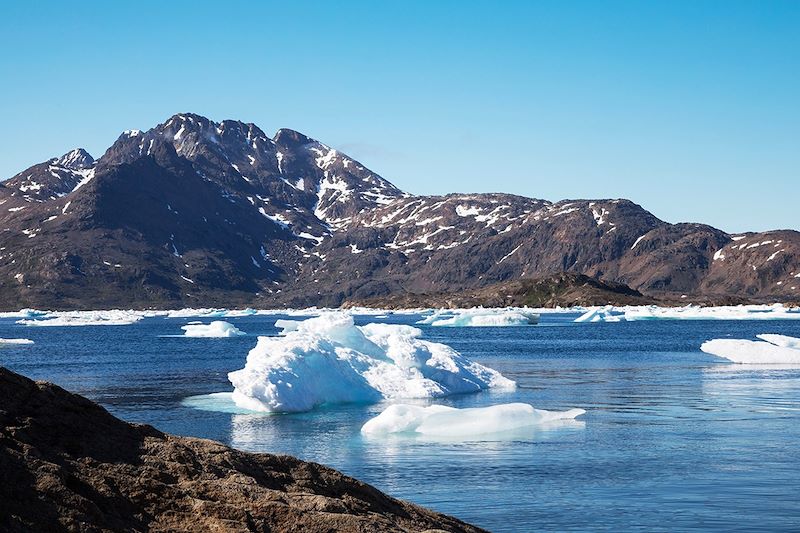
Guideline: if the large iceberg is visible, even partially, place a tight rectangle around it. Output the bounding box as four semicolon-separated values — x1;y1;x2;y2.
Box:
227;314;516;413
361;403;586;438
701;334;800;364
418;308;539;327
181;321;246;338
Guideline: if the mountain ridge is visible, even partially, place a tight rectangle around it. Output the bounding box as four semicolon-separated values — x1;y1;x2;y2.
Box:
1;113;798;310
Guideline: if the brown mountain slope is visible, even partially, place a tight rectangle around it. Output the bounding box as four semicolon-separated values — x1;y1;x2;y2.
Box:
1;113;798;309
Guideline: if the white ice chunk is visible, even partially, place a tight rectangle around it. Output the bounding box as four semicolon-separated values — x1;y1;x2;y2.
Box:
0;338;34;345
701;334;800;364
425;308;539;327
17;310;145;326
0;309;49;319
574;306;623;323
361;402;585;437
227;314;516;413
181;321;246;338
756;334;800;349
166;308;257;318
625;304;800;321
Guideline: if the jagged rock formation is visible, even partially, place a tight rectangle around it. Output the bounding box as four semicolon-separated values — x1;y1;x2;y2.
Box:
0;113;798;309
0;367;484;533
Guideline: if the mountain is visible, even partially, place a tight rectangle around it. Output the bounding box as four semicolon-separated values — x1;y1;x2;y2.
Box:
0;367;484;532
0;112;798;309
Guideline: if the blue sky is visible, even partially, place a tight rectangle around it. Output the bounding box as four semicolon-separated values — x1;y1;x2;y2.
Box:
1;0;797;232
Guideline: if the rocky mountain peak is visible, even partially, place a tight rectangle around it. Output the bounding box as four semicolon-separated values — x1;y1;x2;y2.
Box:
274;128;313;148
55;148;94;170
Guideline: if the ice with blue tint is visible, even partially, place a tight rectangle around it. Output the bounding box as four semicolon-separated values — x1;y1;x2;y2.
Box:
361;402;585;438
701;334;800;364
574;306;623;323
227;314;515;412
418;308;539;327
181;321;246;338
16;310;147;326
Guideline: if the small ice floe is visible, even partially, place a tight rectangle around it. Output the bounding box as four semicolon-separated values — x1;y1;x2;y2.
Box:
16;310;145;326
574;306;623;323
181;321;246;338
418;308;539;327
0;338;34;345
226;314;515;413
701;334;800;364
361;403;586;438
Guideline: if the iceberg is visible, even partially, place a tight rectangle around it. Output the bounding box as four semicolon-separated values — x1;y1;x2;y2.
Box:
181;321;246;338
16;310;145;326
361;403;586;438
700;334;800;364
227;314;516;413
0;338;34;345
574;306;623;323
419;308;539;327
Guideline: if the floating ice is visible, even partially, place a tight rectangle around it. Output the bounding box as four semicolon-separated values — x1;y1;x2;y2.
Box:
361;403;586;437
181;321;246;338
227;314;516;413
419;308;539;327
574;306;623;323
167;308;257;318
0;309;49;319
0;338;34;345
625;304;800;321
701;334;800;364
16;310;145;326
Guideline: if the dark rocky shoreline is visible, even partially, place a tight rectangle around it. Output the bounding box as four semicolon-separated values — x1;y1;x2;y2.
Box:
0;367;485;533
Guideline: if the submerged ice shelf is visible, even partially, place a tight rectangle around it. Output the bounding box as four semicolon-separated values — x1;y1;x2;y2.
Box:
226;314;516;413
701;334;800;364
361;403;585;438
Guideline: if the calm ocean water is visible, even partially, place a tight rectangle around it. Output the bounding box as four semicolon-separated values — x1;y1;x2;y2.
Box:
2;312;800;532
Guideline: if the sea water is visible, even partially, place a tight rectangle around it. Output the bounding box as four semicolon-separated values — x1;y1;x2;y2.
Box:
2;312;800;531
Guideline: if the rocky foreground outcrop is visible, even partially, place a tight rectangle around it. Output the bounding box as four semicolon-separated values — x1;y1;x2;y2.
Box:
0;367;484;533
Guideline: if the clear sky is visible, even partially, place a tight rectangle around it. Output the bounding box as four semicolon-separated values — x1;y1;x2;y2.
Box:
1;0;797;233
